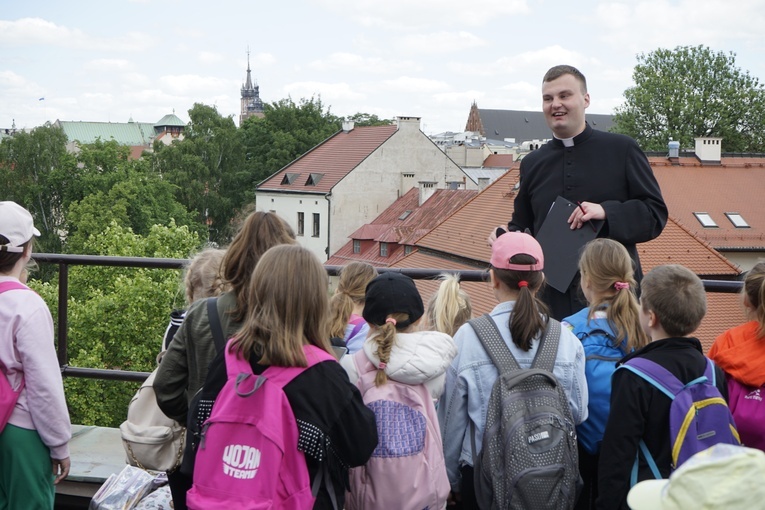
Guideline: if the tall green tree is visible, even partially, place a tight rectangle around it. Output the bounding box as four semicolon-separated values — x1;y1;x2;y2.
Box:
150;104;246;243
345;112;394;127
612;45;765;152
0;125;76;254
240;97;342;186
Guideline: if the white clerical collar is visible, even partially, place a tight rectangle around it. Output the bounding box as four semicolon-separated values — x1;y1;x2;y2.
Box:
555;135;575;147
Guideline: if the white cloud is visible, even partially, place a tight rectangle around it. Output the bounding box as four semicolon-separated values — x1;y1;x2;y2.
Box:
313;0;530;29
83;59;134;71
157;75;237;96
0;70;27;87
308;52;419;74
381;76;451;93
282;81;366;103
396;31;488;54
0;18;154;51
198;51;224;64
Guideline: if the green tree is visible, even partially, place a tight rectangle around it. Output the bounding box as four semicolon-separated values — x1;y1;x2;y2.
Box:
150;104;246;243
344;112;394;127
613;45;765;152
0;125;76;254
32;221;201;427
240;96;342;186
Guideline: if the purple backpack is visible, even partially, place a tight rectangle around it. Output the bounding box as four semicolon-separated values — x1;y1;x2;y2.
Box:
727;377;765;452
0;281;29;433
186;340;336;510
621;357;740;484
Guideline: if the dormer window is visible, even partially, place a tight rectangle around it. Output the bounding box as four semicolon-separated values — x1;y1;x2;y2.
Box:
693;212;718;228
398;210;412;220
725;213;750;228
306;173;324;186
280;173;300;185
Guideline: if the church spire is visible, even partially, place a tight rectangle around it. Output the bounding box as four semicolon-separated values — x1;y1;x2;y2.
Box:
240;47;264;125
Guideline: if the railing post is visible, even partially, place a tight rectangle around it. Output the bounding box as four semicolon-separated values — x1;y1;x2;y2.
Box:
57;263;69;367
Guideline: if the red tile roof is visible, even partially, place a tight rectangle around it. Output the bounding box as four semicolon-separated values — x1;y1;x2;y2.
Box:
483;154;516;168
258;125;397;193
327;188;477;267
650;156;765;249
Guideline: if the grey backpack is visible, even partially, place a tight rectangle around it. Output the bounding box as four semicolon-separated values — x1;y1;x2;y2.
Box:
469;314;579;510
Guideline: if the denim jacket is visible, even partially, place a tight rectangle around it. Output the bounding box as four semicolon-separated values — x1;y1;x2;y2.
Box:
437;301;588;491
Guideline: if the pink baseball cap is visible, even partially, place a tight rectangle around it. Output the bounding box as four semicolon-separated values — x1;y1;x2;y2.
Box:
490;231;544;271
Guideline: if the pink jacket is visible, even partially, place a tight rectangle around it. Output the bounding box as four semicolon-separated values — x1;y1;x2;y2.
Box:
0;276;71;459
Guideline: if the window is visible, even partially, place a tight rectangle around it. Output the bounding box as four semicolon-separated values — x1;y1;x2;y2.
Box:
353;240;361;254
693;212;718;228
312;213;320;237
398;210;412;220
725;213;750;228
297;212;304;236
380;242;388;257
404;245;413;255
305;173;324;186
402;172;415;178
280;173;300;185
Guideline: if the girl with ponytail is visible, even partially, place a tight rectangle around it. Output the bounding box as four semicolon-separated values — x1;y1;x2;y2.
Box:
562;237;648;509
328;262;377;354
439;232;587;509
340;272;456;510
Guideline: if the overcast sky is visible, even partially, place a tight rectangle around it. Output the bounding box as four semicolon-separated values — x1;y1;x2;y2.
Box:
2;0;764;135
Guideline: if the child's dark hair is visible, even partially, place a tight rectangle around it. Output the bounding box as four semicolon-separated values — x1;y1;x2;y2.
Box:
743;262;765;338
492;253;549;351
0;235;31;273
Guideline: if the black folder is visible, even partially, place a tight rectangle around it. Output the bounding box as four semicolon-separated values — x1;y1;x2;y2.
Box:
535;196;604;293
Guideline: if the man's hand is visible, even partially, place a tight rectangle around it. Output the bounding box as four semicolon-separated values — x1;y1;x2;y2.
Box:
568;201;605;230
52;457;71;484
488;226;507;246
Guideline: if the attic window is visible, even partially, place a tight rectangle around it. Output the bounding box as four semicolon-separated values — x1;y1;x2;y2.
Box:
725;213;750;228
693;212;718;228
403;172;415;178
398;210;412;220
306;173;324;186
281;173;300;185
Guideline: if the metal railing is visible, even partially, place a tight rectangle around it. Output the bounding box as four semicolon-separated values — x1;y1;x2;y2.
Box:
31;253;743;383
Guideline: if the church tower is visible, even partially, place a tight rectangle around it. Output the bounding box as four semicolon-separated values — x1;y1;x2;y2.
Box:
240;50;264;125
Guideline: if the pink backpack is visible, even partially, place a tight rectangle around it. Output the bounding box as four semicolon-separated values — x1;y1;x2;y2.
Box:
727;377;765;452
0;281;29;433
345;350;450;510
186;340;336;510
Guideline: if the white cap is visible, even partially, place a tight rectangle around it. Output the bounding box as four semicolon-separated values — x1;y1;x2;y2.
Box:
0;201;40;253
628;444;765;510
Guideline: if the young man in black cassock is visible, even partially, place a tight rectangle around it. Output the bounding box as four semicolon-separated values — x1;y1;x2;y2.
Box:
492;65;667;322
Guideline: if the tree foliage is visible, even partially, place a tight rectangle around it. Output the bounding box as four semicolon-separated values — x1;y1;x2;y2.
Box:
344;112;394;127
0;125;76;254
149;104;246;244
612;45;765;152
240;97;342;186
32;221;201;427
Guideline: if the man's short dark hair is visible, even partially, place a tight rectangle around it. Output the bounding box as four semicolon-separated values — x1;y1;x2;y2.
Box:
543;65;587;93
640;264;706;337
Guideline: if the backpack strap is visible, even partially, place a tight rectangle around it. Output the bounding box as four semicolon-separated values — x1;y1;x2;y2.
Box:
468;314;521;373
619;358;686;400
206;297;226;353
531;319;561;374
630;439;662;486
261;345;337;390
347;316;366;340
0;281;29;293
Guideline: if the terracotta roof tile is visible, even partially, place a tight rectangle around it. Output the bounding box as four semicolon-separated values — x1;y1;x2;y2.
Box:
483;154;516;168
650;157;765;249
698;293;746;354
257;125;397;194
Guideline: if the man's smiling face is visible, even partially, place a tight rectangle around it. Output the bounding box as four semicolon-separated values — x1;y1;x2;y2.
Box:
542;73;590;139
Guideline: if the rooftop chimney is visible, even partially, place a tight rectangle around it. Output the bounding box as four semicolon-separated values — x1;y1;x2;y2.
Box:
418;181;437;206
668;140;680;158
342;120;355;132
694;137;722;165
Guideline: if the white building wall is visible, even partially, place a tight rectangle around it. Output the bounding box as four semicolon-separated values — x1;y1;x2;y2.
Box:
255;191;330;262
327;117;474;256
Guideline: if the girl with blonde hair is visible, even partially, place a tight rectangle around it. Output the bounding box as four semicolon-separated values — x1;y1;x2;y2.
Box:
427;272;472;336
341;272;456;509
328;262;377;354
562;237;648;510
190;244;378;509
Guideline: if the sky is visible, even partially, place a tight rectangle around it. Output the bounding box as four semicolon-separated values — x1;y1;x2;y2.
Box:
2;0;765;136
